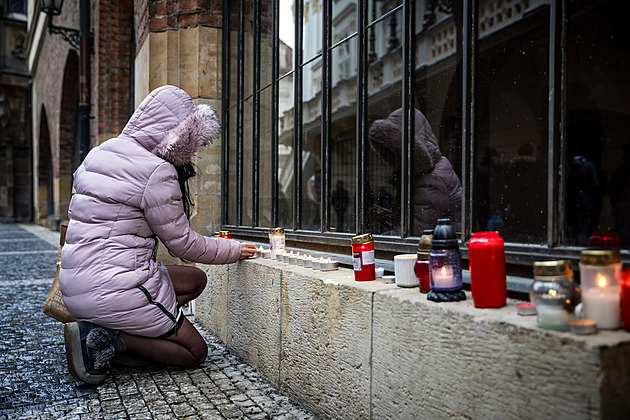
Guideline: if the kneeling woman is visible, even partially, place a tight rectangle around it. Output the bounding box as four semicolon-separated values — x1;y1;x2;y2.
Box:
59;85;257;385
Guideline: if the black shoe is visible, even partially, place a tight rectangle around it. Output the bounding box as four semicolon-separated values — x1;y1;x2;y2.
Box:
64;322;126;385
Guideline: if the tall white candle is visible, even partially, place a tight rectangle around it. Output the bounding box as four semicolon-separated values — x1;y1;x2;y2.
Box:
582;285;621;330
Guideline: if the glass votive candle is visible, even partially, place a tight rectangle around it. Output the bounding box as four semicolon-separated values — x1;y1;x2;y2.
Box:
530;260;579;331
579;250;622;330
269;227;286;258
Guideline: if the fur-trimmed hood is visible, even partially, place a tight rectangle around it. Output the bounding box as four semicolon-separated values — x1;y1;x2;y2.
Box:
120;85;220;166
368;108;442;175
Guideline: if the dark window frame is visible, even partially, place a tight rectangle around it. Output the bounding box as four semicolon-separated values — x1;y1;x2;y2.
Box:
221;0;630;281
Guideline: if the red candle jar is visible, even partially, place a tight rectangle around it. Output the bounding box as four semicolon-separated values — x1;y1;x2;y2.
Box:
468;231;507;308
352;233;375;281
621;268;630;332
414;230;433;293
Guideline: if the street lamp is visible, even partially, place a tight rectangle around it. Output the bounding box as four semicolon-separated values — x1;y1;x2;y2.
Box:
40;0;92;162
40;0;80;50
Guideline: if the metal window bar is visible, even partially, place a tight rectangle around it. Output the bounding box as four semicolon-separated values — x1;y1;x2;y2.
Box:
236;1;245;226
221;0;231;226
272;0;280;227
461;0;477;242
548;0;568;248
401;1;415;239
356;0;368;235
294;0;304;231
252;0;261;227
321;0;332;233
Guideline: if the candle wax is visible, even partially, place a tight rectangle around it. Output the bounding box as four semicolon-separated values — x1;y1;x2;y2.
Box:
582;286;621;330
536;304;570;331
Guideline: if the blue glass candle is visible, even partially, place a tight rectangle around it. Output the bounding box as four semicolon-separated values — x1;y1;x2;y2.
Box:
428;218;466;302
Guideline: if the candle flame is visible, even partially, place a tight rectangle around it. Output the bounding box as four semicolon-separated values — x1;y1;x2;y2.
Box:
441;266;447;276
549;289;557;297
598;275;607;288
258;246;263;251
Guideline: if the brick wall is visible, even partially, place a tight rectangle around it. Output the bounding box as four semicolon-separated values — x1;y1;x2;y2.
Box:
95;0;134;143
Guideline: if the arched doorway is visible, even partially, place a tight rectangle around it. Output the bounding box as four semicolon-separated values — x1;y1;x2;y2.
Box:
38;107;54;224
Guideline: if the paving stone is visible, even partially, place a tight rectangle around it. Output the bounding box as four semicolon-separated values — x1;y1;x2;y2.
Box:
0;223;316;419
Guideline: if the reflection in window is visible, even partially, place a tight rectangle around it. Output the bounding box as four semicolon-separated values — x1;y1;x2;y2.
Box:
566;0;630;250
302;59;323;231
475;2;549;244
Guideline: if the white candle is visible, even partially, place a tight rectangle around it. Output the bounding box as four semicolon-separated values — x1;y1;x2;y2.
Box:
431;265;454;289
283;251;293;263
256;246;264;258
536;304;571;331
289;252;299;265
582;286;621;330
319;258;339;271
303;255;313;268
261;249;271;259
312;258;321;270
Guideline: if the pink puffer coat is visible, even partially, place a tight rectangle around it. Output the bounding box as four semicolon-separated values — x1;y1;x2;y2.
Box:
368;108;462;236
59;85;241;337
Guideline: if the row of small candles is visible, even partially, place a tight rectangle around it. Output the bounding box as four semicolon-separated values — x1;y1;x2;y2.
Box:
255;247;339;271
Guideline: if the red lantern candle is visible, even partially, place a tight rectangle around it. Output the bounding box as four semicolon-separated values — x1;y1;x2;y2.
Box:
468;231;507;308
352;233;375;281
414;230;433;293
219;231;232;239
621;268;630;332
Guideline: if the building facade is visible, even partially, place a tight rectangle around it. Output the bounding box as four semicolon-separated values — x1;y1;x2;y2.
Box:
23;0;630;275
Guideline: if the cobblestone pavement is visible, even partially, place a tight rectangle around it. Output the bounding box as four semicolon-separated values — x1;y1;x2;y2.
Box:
0;223;316;420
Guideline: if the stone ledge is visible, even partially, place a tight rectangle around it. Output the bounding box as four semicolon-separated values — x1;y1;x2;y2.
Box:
196;258;630;420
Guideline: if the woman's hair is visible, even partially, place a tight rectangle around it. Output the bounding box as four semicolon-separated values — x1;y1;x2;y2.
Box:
176;161;197;220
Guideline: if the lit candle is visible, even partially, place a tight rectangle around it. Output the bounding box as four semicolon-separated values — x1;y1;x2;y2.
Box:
582;275;621;330
261;249;271;259
319;258;339;271
283;251;293;263
276;251;286;261
256;246;264;258
303;255;313;268
297;254;306;266
289;252;299;265
311;258;321;270
431;265;454;289
579;250;622;330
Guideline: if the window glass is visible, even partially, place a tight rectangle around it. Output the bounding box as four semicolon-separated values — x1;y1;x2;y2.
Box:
365;3;402;236
412;1;462;237
259;86;274;227
303;0;322;62
279;0;295;77
474;3;549;244
566;0;630;250
228;106;238;225
330;4;357;233
260;1;274;89
243;98;253;226
302;58;323;231
278;72;295;228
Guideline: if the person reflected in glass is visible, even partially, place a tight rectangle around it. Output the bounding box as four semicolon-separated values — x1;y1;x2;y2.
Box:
368;108;462;236
567;144;600;245
306;168;321;229
331;179;349;231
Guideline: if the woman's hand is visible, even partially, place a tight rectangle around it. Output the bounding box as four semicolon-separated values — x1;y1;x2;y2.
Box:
239;242;258;259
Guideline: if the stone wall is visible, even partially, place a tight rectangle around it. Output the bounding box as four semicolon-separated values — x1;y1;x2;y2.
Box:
197;258;630;420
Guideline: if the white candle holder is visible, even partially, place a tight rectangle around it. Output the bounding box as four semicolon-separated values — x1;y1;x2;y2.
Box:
311;258;321;270
579;250;622;330
319;258;338;271
261;249;271;259
303;256;313;268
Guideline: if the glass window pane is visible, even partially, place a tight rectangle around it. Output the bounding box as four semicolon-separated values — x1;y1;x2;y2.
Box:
279;0;295;77
303;0;322;62
412;0;462;237
278;72;295;228
475;3;549;244
228;106;238;225
261;1;274;89
366;8;402;237
243;98;253;226
330;38;357;234
332;0;357;44
566;0;630;250
302;58;323;231
259;86;273;227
